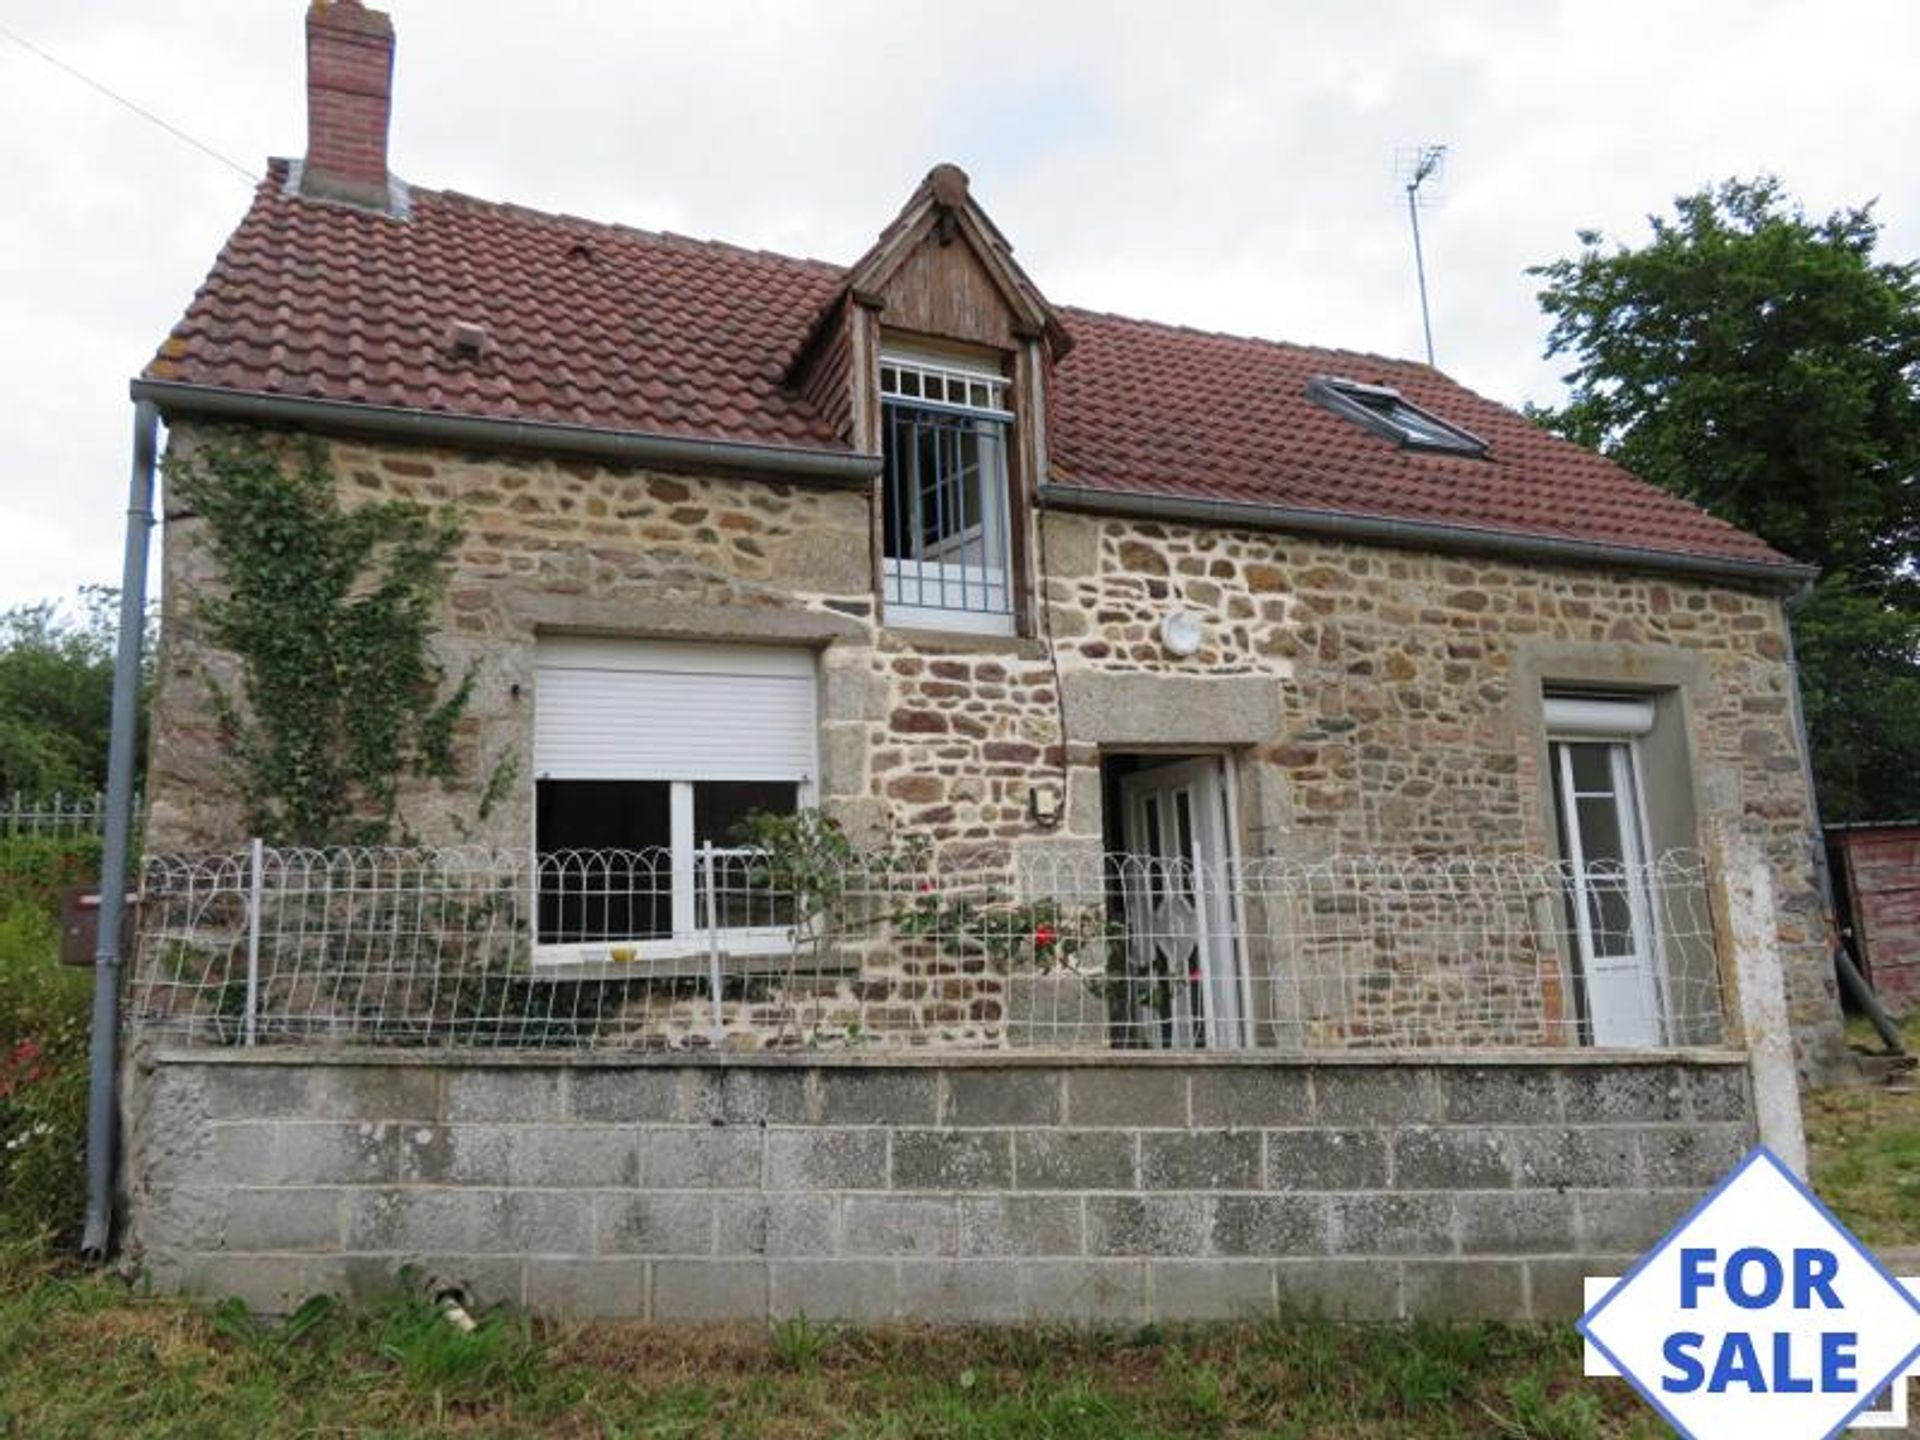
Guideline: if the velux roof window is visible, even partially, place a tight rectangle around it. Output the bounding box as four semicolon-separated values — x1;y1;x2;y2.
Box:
1307;375;1489;457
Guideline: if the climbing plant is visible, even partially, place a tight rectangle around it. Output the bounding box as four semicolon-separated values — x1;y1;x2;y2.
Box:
168;431;496;845
739;807;1117;972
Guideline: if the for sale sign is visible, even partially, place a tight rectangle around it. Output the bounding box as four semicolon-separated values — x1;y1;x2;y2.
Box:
1580;1147;1920;1438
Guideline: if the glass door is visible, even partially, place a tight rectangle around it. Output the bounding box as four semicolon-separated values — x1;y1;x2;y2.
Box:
1551;738;1666;1047
1118;757;1244;1049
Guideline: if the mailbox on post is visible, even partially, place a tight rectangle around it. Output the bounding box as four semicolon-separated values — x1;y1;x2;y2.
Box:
59;887;137;969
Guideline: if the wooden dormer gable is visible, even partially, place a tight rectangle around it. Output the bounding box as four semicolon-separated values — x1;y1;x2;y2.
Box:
785;164;1066;638
789;164;1070;452
845;163;1071;359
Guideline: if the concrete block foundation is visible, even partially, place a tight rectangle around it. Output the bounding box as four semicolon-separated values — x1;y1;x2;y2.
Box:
127;1050;1755;1323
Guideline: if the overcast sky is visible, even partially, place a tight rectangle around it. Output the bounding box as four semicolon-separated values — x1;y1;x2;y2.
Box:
2;0;1917;609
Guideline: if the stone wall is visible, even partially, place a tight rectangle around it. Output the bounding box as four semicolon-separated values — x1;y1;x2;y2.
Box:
147;426;875;855
1037;514;1839;1074
130;1052;1754;1323
142;424;1846;1075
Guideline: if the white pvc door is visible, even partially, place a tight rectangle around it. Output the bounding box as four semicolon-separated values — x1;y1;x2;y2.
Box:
1118;758;1244;1049
1552;738;1665;1047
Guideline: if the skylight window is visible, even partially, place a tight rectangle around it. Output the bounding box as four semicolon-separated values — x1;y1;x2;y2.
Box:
1307;375;1489;457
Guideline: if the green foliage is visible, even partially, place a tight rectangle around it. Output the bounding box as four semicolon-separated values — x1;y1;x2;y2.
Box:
738;807;904;938
1788;585;1920;823
1805;1064;1920;1248
741;807;1116;975
168;432;482;845
895;888;1116;971
769;1313;835;1372
1491;1371;1608;1440
366;1287;545;1399
1163;1346;1227;1426
209;1292;342;1361
0;588;143;797
0;903;90;1255
1531;176;1920;821
1533;177;1920;583
0;833;100;918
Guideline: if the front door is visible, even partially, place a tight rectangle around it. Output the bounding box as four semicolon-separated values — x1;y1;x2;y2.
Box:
1551;738;1666;1047
1118;757;1245;1049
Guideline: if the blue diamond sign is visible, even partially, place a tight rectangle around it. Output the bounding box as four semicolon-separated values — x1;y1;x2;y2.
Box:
1580;1147;1920;1438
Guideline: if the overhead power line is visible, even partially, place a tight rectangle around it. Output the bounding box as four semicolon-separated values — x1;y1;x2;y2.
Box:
0;20;257;184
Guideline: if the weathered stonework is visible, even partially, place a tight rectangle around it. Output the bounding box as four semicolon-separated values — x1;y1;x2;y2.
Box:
129;1052;1754;1323
147;426;875;854
143;425;1847;1077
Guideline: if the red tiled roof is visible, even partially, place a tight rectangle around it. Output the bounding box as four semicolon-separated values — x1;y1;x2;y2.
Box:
149;163;847;449
146;164;1796;571
1045;309;1792;566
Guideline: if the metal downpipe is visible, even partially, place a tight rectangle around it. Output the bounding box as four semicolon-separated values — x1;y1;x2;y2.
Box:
1781;583;1903;1057
81;399;159;1259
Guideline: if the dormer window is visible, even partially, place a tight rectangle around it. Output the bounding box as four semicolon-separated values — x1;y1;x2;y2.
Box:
1307;375;1488;457
880;351;1017;635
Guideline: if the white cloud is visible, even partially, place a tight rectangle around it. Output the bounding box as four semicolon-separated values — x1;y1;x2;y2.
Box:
1;0;1915;605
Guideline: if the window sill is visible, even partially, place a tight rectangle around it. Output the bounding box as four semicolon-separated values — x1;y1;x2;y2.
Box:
884;602;1017;638
881;624;1047;657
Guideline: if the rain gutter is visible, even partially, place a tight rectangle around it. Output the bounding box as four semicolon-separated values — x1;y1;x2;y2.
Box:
128;380;882;486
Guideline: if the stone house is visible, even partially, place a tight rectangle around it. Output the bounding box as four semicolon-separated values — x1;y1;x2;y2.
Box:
121;1;1843;1321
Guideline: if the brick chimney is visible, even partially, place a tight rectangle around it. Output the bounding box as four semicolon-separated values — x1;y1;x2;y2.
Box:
301;0;395;208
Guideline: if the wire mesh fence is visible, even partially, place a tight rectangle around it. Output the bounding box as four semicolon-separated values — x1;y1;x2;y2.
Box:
128;841;1729;1054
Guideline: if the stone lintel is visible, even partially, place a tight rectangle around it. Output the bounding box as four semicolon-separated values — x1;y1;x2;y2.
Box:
504;592;867;645
1060;671;1281;746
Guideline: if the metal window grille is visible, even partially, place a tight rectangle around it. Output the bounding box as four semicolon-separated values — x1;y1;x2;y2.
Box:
880;358;1014;628
130;844;1729;1055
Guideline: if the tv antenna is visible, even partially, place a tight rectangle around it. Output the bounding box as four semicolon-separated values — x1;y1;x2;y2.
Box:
1396;144;1447;367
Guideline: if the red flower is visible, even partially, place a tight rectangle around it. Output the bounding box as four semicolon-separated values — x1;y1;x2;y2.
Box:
1033;923;1059;952
1;1039;47;1097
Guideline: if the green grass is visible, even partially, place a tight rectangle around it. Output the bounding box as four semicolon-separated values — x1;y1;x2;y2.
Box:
0;1270;1674;1439
1804;1010;1920;1250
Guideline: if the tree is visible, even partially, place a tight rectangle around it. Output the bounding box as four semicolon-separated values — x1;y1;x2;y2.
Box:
0;589;140;797
1532;177;1920;822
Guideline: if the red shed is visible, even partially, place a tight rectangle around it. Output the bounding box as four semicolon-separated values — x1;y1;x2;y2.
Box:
1827;821;1920;1018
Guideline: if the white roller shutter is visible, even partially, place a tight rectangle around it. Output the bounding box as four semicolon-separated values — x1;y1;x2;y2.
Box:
534;638;817;782
1542;695;1656;738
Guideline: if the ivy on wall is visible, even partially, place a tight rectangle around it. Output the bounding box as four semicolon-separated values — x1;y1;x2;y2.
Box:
169;431;504;845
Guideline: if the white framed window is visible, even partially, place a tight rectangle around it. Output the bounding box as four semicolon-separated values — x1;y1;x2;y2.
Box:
1544;694;1668;1047
879;351;1017;635
531;638;816;967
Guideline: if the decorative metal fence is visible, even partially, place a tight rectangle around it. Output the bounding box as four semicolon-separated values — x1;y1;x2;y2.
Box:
127;840;1735;1052
128;843;1729;1055
0;790;120;838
